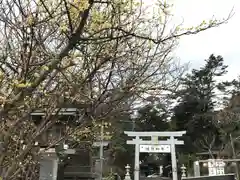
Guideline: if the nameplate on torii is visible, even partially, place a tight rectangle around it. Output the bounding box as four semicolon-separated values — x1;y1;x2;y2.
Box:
140;144;171;153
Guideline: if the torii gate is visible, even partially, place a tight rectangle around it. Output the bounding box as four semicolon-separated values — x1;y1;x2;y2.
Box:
124;131;186;180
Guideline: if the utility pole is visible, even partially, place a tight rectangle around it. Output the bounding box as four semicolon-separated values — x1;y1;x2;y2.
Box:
99;122;104;180
94;122;111;180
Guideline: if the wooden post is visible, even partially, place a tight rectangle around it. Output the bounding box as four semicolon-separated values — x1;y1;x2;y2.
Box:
230;134;239;180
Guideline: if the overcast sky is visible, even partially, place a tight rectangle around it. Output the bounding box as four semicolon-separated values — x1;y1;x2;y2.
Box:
171;0;240;81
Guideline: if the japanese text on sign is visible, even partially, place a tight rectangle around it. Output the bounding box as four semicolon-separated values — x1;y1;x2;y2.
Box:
139;145;171;153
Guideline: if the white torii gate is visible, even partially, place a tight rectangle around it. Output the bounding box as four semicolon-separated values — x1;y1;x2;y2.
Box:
124;131;186;180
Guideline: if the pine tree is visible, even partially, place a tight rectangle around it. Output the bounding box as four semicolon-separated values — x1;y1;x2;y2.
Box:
172;54;228;153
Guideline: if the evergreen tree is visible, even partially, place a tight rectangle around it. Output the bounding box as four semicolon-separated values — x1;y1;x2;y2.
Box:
135;102;170;132
172;54;228;153
217;77;240;157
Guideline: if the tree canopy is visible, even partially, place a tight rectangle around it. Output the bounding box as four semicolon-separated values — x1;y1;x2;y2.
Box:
0;0;232;179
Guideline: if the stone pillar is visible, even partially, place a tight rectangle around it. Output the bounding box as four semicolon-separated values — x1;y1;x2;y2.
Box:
159;165;163;176
134;137;140;180
170;136;178;180
94;159;101;180
193;161;200;177
39;152;58;180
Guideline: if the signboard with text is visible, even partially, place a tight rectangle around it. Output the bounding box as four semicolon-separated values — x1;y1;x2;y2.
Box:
208;159;225;176
139;144;171;153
